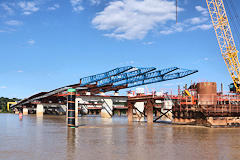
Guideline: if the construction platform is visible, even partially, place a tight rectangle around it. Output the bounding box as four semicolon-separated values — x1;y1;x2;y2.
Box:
126;82;240;127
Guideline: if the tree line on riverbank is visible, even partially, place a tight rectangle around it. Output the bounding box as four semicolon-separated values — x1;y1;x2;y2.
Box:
0;97;21;112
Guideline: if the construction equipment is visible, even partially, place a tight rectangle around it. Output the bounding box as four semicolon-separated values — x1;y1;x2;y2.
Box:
175;0;240;92
7;102;17;111
206;0;240;93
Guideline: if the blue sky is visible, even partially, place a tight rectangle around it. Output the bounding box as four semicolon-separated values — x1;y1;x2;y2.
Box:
0;0;240;98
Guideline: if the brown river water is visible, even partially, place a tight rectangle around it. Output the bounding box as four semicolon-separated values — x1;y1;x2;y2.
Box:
1;113;240;160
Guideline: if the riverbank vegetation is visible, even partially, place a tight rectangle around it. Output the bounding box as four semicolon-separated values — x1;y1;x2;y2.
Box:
0;97;21;113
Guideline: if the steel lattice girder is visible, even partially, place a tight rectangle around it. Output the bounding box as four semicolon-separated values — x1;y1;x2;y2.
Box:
97;67;156;87
126;69;198;88
80;66;133;86
112;67;179;88
12;66;197;108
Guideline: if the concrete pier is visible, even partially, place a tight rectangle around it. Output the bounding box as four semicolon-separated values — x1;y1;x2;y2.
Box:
156;110;161;117
14;109;19;114
161;100;173;122
117;110;121;116
23;108;28;115
101;99;113;118
134;102;144;122
146;99;154;124
76;97;88;114
37;104;44;116
127;102;134;123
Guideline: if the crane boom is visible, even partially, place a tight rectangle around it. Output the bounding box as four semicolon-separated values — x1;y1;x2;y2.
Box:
206;0;240;92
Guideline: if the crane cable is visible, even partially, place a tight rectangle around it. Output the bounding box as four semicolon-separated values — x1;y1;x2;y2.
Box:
224;0;240;47
176;0;178;24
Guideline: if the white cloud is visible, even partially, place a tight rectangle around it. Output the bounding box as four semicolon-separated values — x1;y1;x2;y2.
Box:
187;17;208;25
90;0;101;5
27;40;35;45
17;70;24;73
189;24;212;31
159;22;184;35
92;0;183;40
1;3;14;15
0;86;7;89
0;30;6;33
23;11;31;15
195;6;208;16
70;0;84;12
204;57;209;61
48;4;60;11
18;1;39;15
5;20;23;26
159;5;211;35
143;41;154;45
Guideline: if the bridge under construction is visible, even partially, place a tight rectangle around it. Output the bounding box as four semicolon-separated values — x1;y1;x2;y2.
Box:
10;67;240;128
11;66;197;122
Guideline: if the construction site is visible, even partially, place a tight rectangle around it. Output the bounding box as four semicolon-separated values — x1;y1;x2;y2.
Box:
9;0;240;128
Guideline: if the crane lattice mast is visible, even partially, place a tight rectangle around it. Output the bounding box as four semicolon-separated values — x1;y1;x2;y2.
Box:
206;0;240;92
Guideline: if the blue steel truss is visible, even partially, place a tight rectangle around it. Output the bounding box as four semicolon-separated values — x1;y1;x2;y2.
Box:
12;66;198;108
125;69;198;88
80;66;133;86
97;67;157;87
112;67;180;88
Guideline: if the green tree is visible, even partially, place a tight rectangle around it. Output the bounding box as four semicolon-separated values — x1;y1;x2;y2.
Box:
0;97;21;112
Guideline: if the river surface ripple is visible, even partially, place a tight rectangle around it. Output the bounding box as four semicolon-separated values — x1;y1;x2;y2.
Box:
1;113;240;160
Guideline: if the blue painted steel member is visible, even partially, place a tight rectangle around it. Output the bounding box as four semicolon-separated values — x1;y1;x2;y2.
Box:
80;66;133;86
10;66;198;110
112;67;179;87
125;68;198;88
97;67;157;87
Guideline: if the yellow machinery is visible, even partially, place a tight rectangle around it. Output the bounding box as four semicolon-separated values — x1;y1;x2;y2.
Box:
206;0;240;92
7;102;17;111
184;90;191;97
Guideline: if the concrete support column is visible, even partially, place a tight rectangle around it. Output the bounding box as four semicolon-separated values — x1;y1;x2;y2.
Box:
156;110;161;117
76;98;88;115
101;99;113;118
117;110;121;116
23;108;28;115
14;108;19;114
127;101;134;123
134;102;145;122
146;99;154;124
114;92;119;96
161;100;173;122
37;104;44;116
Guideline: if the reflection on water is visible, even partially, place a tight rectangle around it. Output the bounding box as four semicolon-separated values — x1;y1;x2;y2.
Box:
67;128;77;160
1;113;240;160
